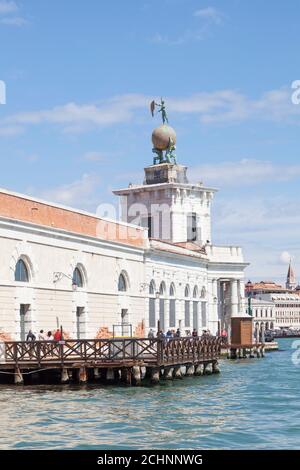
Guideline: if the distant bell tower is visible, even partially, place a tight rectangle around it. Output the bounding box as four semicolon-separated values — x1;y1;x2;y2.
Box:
113;98;217;245
286;260;297;290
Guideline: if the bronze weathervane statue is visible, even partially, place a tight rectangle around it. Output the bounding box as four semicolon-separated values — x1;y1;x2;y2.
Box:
150;98;177;165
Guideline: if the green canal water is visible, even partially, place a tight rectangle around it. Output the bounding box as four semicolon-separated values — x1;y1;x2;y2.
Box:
1;338;300;450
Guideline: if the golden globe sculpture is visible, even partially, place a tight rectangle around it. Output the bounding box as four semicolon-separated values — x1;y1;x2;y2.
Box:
152;124;177;150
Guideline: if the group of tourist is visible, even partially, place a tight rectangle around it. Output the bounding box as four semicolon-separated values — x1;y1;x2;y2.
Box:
25;329;63;342
147;328;214;339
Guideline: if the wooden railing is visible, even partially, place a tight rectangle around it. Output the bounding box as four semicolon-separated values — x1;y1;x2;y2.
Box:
1;336;222;367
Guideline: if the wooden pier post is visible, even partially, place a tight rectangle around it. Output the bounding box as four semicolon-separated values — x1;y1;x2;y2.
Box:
132;366;141;386
194;363;203;376
203;363;212;375
14;367;23;385
61;368;69;384
79;366;87;384
94;367;101;380
212;361;220;374
173;365;182;379
106;368;115;382
150;367;160;384
164;367;174;380
185;365;195;377
121;367;132;385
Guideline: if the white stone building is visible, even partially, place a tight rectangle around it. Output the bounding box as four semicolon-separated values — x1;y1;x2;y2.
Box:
246;271;300;330
245;298;275;339
0;157;248;341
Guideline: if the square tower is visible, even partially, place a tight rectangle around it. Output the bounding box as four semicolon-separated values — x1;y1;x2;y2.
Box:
113;163;217;245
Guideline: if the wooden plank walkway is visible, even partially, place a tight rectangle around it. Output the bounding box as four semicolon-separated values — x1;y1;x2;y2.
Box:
0;336;222;369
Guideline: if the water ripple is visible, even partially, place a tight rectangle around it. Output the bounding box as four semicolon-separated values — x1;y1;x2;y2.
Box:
1;339;300;449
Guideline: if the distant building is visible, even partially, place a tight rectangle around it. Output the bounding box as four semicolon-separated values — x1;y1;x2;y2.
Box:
286;260;297;290
246;261;300;330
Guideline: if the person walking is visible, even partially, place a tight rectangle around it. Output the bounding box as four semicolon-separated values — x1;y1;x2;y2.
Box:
192;328;198;337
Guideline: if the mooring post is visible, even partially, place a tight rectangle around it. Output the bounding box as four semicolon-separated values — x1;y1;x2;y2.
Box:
150;367;160;384
121;367;132;385
212;361;220;374
61;368;69;384
185;365;195;377
164;367;174;380
194;363;203;376
261;346;265;358
14;367;24;385
256;347;261;358
203;363;212;375
173;365;182;379
79;366;87;384
106;368;115;382
132;366;142;386
230;348;237;359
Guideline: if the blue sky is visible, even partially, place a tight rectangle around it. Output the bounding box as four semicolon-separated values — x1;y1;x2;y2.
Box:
1;0;300;282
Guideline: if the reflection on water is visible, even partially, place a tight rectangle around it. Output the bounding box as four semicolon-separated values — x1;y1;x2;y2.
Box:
1;339;300;450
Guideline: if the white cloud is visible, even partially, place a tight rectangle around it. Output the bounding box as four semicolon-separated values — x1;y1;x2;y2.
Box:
0;1;27;27
0;16;27;26
280;251;291;264
0;1;17;14
36;174;99;207
1;87;299;135
191;159;300;187
0;125;24;136
194;7;224;24
2;94;149;133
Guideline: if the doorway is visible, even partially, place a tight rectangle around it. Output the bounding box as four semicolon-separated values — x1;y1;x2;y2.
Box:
20;304;31;341
76;307;85;339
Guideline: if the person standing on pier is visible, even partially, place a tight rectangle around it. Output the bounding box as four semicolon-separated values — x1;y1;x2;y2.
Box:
54;329;62;342
26;330;36;341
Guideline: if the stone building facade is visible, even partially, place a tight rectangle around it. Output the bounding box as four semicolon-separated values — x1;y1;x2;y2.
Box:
0;160;248;341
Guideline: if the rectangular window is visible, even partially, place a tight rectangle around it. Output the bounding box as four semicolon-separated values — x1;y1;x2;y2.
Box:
187;212;197;242
169;299;176;328
149;298;156;328
185;300;190;327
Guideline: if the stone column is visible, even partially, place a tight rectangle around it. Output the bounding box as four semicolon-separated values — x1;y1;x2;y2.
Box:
238;279;245;314
208;279;218;335
230;280;239;317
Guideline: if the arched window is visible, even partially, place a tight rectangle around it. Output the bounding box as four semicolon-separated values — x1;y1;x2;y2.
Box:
73;267;83;288
169;283;175;297
185;285;190;298
15;259;29;282
118;273;127;292
149;280;155;295
193;286;199;298
159;281;166;296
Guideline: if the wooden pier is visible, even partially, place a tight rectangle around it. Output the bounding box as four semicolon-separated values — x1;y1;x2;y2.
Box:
0;336;222;386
